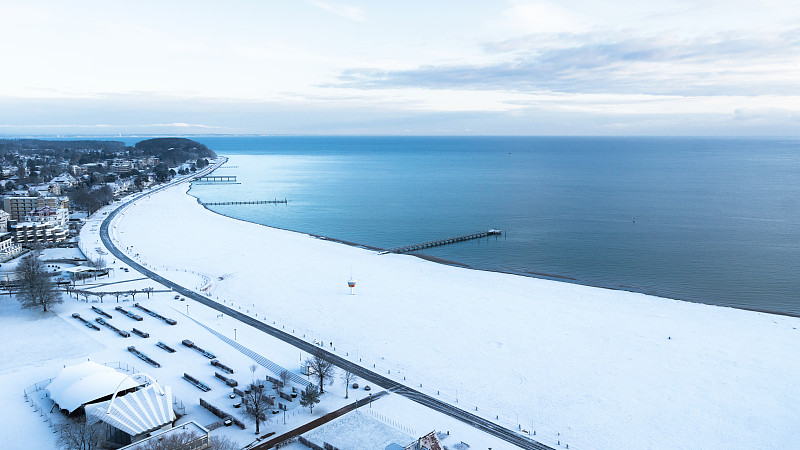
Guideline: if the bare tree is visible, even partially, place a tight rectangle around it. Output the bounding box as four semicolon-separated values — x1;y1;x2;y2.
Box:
87;257;106;269
341;370;358;399
279;369;291;390
128;289;139;301
137;431;197;450
209;435;239;450
55;417;103;450
143;287;154;299
249;363;258;381
305;355;335;394
242;382;271;434
15;252;62;312
114;429;235;450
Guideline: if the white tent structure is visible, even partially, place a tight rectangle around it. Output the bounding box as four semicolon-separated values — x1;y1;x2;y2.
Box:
46;361;142;413
86;382;175;438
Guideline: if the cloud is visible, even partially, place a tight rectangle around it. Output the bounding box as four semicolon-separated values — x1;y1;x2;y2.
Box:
309;0;365;22
500;1;586;34
0;122;223;130
733;108;799;122
332;29;800;97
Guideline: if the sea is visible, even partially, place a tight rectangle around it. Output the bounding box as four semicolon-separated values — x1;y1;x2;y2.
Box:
159;136;800;316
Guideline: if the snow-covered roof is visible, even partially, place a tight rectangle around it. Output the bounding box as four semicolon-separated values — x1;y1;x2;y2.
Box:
52;173;77;183
46;361;142;413
118;421;208;450
29;206;59;216
86;383;175;437
62;266;98;274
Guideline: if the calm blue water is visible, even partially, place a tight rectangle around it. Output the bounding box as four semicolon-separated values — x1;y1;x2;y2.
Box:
185;136;800;316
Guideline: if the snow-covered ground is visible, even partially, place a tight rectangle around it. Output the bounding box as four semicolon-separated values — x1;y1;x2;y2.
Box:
1;247;505;449
78;179;800;450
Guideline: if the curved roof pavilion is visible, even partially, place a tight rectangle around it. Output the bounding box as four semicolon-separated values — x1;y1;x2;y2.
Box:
46;361;142;414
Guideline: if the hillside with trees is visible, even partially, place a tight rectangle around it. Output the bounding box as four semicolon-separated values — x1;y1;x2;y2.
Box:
132;138;216;167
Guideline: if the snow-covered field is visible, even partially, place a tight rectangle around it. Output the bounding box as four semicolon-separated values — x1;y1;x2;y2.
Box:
80;179;800;450
1;235;507;449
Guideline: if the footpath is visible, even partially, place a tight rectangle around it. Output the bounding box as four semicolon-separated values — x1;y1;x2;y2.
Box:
249;391;389;449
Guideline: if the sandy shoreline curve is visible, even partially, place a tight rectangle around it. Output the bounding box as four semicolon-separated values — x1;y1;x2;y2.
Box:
186;177;798;320
109;167;800;450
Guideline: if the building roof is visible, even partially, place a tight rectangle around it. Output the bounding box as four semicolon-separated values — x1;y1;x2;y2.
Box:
86;383;176;437
46;361;143;413
118;421;208;450
29;206;59;216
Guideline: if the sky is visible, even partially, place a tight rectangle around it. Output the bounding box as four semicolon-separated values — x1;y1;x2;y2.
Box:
1;0;799;136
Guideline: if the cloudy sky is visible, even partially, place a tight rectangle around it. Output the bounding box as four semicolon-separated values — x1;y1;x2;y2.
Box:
1;0;798;135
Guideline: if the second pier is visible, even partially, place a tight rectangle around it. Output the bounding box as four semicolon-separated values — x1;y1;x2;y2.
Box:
380;229;502;254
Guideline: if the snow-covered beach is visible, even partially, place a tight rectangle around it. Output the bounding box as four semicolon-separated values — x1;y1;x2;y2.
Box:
96;175;800;450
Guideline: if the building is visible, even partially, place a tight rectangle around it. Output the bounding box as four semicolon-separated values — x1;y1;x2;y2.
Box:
387;432;444;450
28;182;61;196
25;206;69;227
110;159;135;174
3;196;70;221
8;204;70;245
118;421;209;450
0;209;10;232
0;232;22;257
8;220;69;244
46;361;143;415
51;173;79;189
45;361;179;448
70;164;87;176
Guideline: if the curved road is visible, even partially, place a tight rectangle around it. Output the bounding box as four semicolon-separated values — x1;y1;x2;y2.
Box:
98;163;552;450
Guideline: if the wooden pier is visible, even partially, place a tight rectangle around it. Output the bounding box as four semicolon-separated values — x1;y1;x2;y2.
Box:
201;199;288;206
380;229;503;254
194;175;239;184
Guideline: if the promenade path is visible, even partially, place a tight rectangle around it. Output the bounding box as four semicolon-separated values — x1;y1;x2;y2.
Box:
248;391;389;449
97;160;553;450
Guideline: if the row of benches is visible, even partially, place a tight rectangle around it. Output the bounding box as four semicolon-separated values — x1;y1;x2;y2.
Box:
127;346;161;368
134;303;178;325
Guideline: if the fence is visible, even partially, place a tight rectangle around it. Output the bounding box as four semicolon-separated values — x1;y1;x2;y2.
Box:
364;408;416;437
23;378;58;432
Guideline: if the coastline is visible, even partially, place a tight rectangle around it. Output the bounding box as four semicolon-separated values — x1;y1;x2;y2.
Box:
109;174;800;450
186;168;798;319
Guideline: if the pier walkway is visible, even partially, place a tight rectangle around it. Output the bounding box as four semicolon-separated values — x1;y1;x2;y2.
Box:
381;229;503;254
201;199;288;206
193;175;240;184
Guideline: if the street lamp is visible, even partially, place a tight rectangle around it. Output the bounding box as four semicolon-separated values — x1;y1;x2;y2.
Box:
186;304;189;316
234;328;237;341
